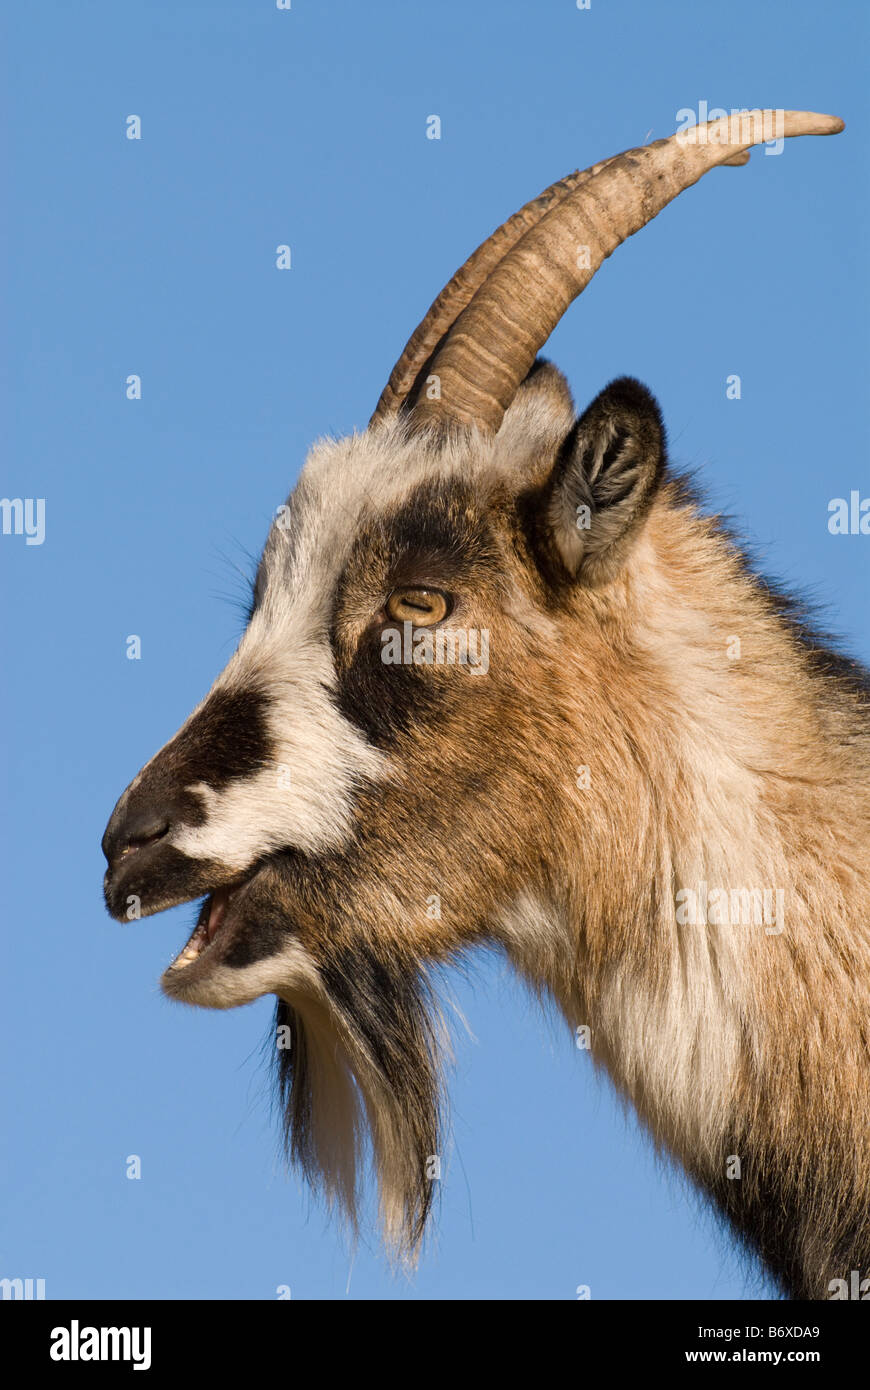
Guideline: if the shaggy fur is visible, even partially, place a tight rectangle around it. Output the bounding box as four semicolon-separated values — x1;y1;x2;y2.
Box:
103;358;869;1297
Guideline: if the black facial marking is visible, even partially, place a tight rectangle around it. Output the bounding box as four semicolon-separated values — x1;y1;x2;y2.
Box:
169;686;272;790
101;685;273;915
331;478;500;748
336;639;449;747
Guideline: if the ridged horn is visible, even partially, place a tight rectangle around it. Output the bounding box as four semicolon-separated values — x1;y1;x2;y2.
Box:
392;110;843;437
370;155;620;425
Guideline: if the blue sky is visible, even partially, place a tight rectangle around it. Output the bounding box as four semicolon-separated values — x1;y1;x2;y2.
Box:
1;0;866;1300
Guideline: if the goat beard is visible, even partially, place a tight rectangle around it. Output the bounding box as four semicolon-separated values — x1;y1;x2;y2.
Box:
273;941;447;1259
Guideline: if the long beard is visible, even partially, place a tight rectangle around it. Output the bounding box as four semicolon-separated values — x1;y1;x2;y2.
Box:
274;940;447;1257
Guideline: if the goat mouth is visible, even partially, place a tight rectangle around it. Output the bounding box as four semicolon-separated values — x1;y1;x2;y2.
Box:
168;881;247;972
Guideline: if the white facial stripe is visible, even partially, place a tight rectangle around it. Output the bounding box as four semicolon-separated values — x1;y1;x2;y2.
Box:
163;415;551;874
170;637;385;869
162;424;490;870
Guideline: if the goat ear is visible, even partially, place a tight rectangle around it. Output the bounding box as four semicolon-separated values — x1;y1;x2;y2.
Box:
544;377;665;584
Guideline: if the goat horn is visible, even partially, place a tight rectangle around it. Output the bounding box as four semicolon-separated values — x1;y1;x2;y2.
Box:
399;110;843;436
370;156;624;425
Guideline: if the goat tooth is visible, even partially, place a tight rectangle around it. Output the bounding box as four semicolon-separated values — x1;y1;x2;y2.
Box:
170;944;201;970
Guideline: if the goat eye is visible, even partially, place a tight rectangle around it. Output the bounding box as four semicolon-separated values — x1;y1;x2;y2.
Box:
385;588;450;626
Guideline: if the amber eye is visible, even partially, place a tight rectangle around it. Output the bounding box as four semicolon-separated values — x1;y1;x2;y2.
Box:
385;588;451;626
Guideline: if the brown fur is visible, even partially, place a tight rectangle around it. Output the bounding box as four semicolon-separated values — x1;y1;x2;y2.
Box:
270;369;870;1294
104;363;869;1297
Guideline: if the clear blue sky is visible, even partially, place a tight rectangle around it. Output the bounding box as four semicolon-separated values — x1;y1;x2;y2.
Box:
2;0;866;1300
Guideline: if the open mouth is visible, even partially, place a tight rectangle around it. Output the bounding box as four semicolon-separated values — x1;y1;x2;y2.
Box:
168;880;248;972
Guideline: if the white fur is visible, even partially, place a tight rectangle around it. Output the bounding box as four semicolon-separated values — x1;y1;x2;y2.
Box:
496;888;742;1175
164;935;322;1009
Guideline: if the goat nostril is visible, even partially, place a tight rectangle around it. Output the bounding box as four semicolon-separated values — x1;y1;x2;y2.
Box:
119;821;171;858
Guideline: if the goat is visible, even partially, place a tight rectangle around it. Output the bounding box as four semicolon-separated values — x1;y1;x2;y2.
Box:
102;111;869;1299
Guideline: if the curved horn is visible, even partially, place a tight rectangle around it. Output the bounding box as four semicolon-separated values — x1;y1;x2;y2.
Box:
370;156;620;425
403;110;843;436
